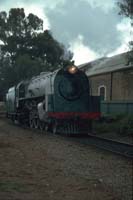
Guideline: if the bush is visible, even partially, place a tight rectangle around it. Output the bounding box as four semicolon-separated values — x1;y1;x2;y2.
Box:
118;115;133;135
94;114;133;135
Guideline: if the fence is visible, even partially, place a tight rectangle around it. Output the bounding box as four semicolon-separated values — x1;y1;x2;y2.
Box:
101;101;133;115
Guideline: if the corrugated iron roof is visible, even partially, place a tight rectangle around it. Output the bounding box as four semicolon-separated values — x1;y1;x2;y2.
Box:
78;52;133;76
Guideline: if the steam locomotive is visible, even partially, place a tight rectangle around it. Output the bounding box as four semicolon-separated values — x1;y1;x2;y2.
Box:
6;63;100;134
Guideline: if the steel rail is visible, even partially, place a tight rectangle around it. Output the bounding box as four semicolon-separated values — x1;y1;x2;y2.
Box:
70;134;133;159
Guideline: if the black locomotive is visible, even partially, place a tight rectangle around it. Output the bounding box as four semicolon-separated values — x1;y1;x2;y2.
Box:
6;64;100;134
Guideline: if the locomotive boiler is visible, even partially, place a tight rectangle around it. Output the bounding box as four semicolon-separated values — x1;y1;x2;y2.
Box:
6;64;100;134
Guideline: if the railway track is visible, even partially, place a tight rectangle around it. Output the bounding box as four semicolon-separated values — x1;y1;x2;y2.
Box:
17;123;133;159
1;116;133;159
69;134;133;159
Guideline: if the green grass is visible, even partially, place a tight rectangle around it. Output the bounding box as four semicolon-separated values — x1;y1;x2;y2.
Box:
94;114;133;135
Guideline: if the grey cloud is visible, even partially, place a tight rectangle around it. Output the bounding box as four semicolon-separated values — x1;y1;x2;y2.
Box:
0;0;65;10
45;0;123;55
0;0;7;3
14;0;65;10
0;0;124;56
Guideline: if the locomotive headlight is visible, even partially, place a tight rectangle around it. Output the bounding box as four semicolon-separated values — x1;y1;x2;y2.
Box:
67;65;78;74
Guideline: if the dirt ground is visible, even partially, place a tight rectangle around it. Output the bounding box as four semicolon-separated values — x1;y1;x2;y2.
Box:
0;118;132;200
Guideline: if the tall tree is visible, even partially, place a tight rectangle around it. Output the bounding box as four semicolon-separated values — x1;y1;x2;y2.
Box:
117;0;133;17
0;8;43;62
0;8;72;98
0;8;70;66
117;0;133;61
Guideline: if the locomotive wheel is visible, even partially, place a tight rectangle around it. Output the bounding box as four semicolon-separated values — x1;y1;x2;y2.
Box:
34;118;39;129
29;119;34;128
39;121;44;131
52;123;57;134
44;124;49;132
32;118;36;128
11;115;15;123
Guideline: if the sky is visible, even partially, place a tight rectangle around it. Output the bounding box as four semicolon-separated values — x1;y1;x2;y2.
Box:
0;0;132;65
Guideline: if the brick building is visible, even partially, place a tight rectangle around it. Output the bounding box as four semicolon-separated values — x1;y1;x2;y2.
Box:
79;52;133;101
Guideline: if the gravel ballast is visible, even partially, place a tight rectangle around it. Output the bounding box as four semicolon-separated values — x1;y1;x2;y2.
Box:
0;118;132;200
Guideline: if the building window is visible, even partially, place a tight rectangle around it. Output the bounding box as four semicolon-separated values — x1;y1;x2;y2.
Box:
98;85;106;100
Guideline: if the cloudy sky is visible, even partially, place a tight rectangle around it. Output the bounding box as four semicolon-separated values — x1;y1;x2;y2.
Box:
0;0;132;65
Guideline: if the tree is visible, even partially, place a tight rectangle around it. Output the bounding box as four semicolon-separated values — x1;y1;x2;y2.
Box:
0;8;72;98
0;8;71;67
0;54;13;99
31;30;64;66
117;0;133;62
0;8;43;62
117;0;133;17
